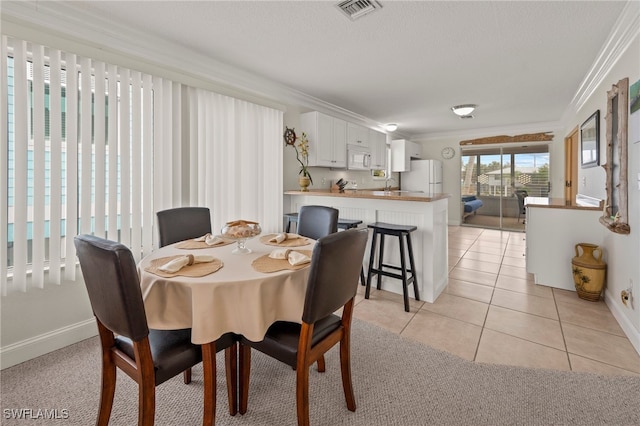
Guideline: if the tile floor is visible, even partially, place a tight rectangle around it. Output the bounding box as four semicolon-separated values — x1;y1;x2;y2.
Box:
353;225;640;376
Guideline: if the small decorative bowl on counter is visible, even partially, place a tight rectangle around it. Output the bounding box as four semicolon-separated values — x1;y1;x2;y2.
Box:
221;220;262;254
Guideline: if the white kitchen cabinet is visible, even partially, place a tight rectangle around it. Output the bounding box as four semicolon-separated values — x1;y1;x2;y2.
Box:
300;111;347;168
391;139;422;172
369;129;387;170
347;122;369;148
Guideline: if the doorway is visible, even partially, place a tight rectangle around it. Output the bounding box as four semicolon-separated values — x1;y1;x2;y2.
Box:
460;144;550;231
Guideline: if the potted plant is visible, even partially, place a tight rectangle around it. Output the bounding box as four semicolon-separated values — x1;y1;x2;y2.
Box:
284;127;313;191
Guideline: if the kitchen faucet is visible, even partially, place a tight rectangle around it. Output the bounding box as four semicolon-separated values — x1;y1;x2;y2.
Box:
384;177;396;191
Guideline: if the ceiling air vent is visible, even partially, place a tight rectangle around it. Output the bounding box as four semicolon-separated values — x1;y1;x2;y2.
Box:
336;0;383;21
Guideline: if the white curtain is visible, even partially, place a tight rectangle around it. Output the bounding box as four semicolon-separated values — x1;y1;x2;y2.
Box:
189;88;283;235
1;36;168;295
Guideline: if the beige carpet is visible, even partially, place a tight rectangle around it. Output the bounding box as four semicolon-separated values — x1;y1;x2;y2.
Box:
2;319;639;425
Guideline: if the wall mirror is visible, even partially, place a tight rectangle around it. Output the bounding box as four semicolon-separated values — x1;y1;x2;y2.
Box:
580;110;599;168
600;77;630;234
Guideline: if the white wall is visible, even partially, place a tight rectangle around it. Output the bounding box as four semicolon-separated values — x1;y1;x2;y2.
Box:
0;270;96;368
564;34;640;353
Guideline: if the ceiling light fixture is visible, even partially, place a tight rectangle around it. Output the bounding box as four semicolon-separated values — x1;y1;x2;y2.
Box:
451;104;477;117
385;123;398;132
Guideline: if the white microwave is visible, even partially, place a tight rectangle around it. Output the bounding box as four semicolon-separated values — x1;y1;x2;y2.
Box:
347;144;371;170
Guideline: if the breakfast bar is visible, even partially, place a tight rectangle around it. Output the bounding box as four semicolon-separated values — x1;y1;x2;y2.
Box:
284;189;450;303
525;197;605;291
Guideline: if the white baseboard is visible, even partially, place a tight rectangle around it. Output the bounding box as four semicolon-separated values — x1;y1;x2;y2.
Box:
605;288;640;356
0;319;98;370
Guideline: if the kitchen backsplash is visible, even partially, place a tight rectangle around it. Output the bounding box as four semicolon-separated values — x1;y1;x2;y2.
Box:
283;166;398;191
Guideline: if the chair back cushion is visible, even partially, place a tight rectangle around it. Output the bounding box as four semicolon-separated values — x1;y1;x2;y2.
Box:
302;229;368;324
515;190;528;212
297;205;338;240
74;234;149;341
156;207;212;247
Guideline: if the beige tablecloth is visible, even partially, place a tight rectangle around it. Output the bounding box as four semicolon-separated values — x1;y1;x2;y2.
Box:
137;238;315;344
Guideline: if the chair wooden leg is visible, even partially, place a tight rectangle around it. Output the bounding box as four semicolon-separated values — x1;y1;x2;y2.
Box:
96;321;116;426
316;355;326;372
202;342;216;426
97;355;116;426
339;334;356;412
133;339;156;426
138;381;156;426
296;323;314;426
340;300;356;411
183;368;192;384
239;344;251;415
225;344;238;416
295;362;310;426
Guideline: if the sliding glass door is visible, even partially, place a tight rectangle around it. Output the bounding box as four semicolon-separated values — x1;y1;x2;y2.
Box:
460;144;550;231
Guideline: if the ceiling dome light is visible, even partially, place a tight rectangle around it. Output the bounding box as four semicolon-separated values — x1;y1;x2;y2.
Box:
385;123;398;132
451;104;477;117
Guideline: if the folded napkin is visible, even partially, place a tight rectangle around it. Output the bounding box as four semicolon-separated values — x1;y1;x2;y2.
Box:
268;248;291;259
194;233;225;246
159;254;215;273
287;251;311;266
268;233;301;244
268;249;310;266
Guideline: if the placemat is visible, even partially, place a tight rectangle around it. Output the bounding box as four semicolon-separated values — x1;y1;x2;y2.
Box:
251;250;313;273
145;255;223;278
259;234;313;247
175;239;233;249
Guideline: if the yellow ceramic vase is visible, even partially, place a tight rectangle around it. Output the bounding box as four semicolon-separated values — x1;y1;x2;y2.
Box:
571;243;606;301
298;176;311;192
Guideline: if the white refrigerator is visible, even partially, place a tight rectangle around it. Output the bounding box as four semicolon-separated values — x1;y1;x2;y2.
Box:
401;159;443;194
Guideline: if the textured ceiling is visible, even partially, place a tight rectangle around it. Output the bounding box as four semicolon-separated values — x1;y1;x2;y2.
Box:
22;1;630;137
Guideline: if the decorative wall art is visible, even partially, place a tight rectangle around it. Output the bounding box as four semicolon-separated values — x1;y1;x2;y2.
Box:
580;110;600;168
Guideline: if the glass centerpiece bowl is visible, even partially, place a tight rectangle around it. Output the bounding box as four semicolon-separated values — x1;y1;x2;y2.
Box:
221;220;262;254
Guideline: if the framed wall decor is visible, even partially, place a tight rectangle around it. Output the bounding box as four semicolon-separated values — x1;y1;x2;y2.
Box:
580;110;600;168
600;77;630;234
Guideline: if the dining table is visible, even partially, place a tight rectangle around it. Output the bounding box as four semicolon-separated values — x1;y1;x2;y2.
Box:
137;233;316;345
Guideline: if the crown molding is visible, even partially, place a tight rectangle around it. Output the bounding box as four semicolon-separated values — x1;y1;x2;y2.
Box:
0;1;376;125
569;1;640;114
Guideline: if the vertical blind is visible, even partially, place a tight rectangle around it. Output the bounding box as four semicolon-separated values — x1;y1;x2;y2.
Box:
0;36;177;295
2;36;285;296
190;89;283;235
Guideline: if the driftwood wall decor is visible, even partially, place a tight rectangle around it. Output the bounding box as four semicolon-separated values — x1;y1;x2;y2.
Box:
600;77;630;234
460;132;554;146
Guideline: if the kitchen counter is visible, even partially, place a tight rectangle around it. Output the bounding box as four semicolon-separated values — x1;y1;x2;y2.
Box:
284;189;450;203
525;197;602;211
285;190;450;303
525;197;606;291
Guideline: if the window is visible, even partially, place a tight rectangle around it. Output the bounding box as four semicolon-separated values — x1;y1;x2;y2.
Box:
2;37;157;293
461;147;550;198
460;144;549;230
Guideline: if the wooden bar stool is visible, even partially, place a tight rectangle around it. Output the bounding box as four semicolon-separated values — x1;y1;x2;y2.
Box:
365;222;419;312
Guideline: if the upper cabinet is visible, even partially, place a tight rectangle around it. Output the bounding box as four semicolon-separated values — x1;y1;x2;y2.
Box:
369;129;387;170
347;122;369;148
300;111;347;168
391;139;422;172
